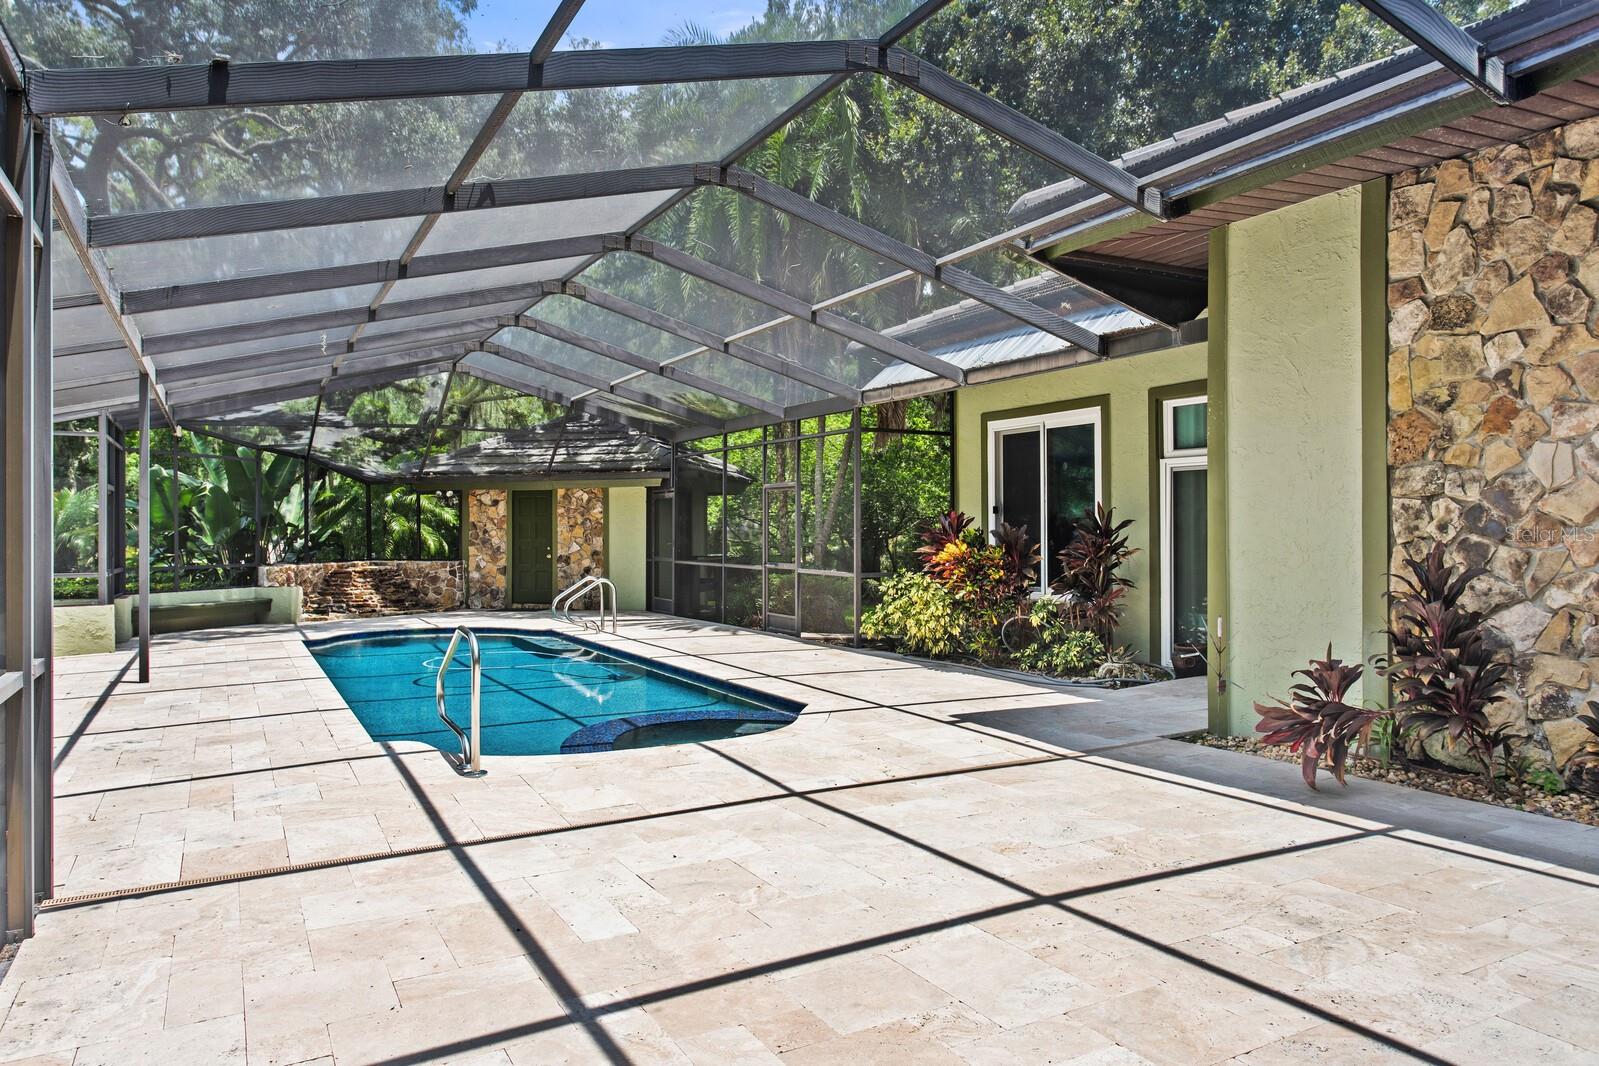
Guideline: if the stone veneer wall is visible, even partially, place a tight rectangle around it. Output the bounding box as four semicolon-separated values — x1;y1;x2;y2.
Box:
466;489;508;610
556;488;606;609
258;560;462;615
462;487;606;609
1387;116;1599;772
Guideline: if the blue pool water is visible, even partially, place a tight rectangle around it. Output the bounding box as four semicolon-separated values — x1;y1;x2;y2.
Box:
308;629;800;757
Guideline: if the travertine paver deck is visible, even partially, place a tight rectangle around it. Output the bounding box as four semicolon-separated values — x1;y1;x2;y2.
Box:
7;611;1599;1064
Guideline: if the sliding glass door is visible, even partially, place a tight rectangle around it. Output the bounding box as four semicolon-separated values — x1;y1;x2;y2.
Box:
988;408;1102;590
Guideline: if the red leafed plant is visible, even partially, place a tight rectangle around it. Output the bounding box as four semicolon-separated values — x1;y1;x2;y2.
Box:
1379;543;1512;786
1053;503;1138;645
1254;647;1385;790
916;510;1038;660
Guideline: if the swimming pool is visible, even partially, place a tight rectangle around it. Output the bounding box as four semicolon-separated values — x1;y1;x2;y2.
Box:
308;629;800;758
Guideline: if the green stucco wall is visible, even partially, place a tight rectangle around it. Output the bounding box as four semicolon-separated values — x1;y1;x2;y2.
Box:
953;343;1209;661
607;485;648;611
1208;183;1389;734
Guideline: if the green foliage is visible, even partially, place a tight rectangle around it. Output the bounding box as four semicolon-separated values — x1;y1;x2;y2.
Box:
1015;600;1106;676
1366;714;1396;766
861;403;952;574
1515;766;1566;797
52;576;99;602
860;571;964;659
53;486;98;573
918;511;1036;660
112;431;463;586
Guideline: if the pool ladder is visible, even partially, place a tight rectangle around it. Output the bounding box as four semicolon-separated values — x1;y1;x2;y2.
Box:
436;626;486;777
552;574;617;634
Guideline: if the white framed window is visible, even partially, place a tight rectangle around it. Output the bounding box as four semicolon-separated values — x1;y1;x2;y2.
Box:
986;406;1103;591
1163;395;1208;458
1159;394;1208;672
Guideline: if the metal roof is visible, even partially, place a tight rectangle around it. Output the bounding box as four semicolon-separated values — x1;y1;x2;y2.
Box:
398;413;731;484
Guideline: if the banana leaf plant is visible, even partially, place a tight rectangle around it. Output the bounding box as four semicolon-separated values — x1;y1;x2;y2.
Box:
128;443;363;574
1254;647;1385;790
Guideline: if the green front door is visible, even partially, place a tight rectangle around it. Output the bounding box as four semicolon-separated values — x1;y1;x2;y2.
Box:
510;490;554;605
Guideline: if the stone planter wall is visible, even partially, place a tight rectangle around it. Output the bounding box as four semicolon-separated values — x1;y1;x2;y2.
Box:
258;560;462;617
1387;116;1599;771
467;489;508;610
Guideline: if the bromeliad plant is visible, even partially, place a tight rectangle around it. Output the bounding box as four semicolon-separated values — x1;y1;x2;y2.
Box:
1053;503;1138;645
1254;647;1386;790
1380;544;1513;787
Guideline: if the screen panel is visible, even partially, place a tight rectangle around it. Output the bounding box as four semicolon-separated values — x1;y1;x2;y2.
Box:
570;252;775;337
559;0;918;49
103;218;419;290
133;284;387;341
384;259;591;304
56;94;499;216
466;77;828;185
416;191;678;256
642;186;899;306
2;1;551;65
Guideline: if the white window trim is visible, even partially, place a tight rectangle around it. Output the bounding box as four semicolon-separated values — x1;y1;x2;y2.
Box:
1159;452;1208;669
1163;395;1208;458
986;406;1103;593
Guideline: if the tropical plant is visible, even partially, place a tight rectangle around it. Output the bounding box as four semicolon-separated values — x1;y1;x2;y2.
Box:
1564;703;1599;797
1015;599;1106;676
1254;647;1386;790
1053;503;1138;645
53;486;99;573
917;509;979;572
1379;544;1512;785
917;511;1037;659
860;571;964;659
991;521;1042;602
1096;645;1168;684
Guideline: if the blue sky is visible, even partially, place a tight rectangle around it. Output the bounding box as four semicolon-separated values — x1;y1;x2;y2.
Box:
465;0;765;51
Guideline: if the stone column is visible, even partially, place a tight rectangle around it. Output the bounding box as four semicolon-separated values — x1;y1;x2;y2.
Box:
556;488;606;608
466;489;508;610
1387;119;1599;772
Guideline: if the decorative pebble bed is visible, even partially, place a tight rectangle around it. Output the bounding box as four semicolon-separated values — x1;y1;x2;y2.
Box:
1186;733;1599;828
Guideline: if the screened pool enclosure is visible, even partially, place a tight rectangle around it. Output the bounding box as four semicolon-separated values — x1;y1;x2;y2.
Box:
22;0;1580;654
0;0;1585;934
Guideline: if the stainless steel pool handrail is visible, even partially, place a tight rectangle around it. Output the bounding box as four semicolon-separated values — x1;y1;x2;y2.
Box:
552;575;599;629
551;574;617;634
435;626;486;777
